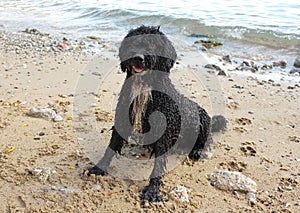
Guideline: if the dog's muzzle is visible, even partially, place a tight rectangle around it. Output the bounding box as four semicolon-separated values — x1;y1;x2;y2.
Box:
132;54;145;73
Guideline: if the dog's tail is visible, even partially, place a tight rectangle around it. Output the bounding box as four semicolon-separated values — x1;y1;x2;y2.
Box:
211;115;227;133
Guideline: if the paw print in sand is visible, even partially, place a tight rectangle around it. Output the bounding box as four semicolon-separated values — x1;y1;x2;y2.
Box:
240;141;257;156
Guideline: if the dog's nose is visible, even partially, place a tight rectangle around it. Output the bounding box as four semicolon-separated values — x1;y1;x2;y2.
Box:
133;54;144;62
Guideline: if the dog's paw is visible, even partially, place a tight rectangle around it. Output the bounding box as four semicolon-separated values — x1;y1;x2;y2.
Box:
141;185;162;203
189;150;213;161
188;150;201;161
87;166;106;176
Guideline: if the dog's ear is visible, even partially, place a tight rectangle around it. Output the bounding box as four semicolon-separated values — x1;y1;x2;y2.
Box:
164;58;175;73
120;61;127;72
156;26;161;32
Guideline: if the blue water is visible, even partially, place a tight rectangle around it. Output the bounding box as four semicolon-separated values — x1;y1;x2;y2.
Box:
0;0;300;58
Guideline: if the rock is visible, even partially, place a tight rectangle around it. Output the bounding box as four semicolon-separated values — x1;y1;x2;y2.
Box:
204;64;222;71
261;64;273;70
293;55;300;68
102;44;109;49
48;102;55;107
75;46;83;51
273;60;287;68
236;60;259;72
57;43;70;50
232;84;244;89
53;115;63;122
242;61;251;67
26;107;57;120
208;170;257;201
222;55;232;63
170;185;190;203
38;132;45;136
32;167;57;183
23;28;41;35
218;70;227;76
92;72;101;77
26;107;63;122
289;68;300;74
75;150;82;157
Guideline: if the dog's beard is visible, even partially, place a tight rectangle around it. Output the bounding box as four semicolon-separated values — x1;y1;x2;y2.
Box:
130;75;152;134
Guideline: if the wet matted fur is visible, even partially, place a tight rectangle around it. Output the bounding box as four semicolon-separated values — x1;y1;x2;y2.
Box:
87;25;226;203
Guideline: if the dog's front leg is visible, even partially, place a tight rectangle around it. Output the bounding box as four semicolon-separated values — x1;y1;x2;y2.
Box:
88;127;124;176
141;141;167;203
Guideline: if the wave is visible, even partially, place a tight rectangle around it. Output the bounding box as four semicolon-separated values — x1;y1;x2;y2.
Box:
1;0;299;52
112;13;300;50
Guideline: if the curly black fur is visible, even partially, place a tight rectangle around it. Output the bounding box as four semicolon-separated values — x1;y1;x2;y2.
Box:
88;25;226;204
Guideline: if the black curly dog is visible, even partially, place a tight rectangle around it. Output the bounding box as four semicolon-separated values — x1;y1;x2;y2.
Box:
88;26;226;203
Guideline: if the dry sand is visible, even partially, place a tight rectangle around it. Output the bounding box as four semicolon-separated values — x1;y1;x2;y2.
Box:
0;33;299;212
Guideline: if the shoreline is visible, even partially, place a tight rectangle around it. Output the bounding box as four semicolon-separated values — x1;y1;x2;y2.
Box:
0;30;299;212
2;29;299;82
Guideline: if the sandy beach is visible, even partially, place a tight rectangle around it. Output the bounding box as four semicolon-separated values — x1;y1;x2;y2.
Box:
0;32;299;212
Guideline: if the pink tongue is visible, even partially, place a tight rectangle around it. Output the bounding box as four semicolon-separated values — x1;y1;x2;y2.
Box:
133;66;143;73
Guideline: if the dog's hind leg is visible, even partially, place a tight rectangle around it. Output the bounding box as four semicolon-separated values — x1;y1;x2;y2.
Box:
141;141;167;203
188;132;212;160
188;108;211;160
188;114;226;160
88;127;124;176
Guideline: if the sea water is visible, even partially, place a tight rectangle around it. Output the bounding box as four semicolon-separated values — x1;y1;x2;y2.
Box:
1;0;299;72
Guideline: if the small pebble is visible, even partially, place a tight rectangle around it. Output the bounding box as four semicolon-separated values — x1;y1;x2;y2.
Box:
59;94;68;98
222;55;232;63
143;202;150;208
39;132;45;136
285;203;291;208
53;115;63;122
281;186;293;191
20;101;27;105
75;150;82;157
48;102;55;107
218;70;227;76
90;103;98;107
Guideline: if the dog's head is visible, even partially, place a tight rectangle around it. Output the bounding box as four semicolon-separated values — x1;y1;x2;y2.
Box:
119;25;177;77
